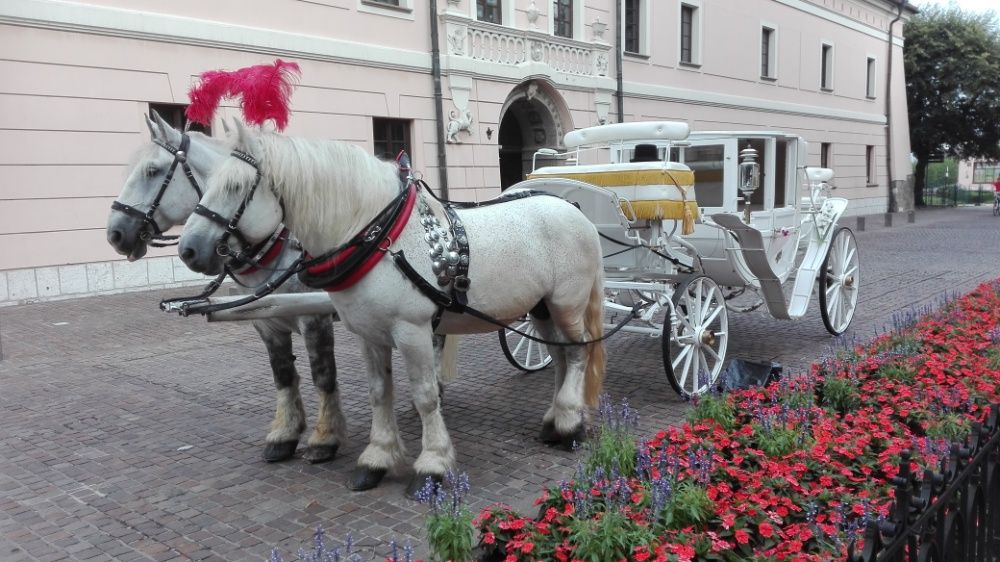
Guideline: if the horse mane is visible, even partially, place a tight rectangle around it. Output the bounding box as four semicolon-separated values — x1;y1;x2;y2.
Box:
247;131;401;251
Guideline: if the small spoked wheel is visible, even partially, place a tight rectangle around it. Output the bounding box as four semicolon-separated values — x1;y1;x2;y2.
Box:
663;276;729;397
818;227;860;336
498;316;552;372
993;198;1000;216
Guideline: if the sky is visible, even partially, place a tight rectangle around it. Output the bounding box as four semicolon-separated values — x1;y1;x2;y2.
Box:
910;0;998;16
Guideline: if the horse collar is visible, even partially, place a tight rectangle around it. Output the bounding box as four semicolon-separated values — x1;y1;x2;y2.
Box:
230;225;292;276
298;183;418;292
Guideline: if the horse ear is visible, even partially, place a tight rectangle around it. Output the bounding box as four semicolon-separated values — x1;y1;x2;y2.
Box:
144;114;160;140
231;118;253;152
151;110;182;145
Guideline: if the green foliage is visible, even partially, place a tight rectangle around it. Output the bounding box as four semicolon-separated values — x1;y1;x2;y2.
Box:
876;363;916;384
687;393;737;431
568;510;656;562
904;5;1000;202
753;424;809;458
426;509;473;562
585;425;638;477
656;481;715;531
820;377;861;413
926;412;971;442
987;347;1000;370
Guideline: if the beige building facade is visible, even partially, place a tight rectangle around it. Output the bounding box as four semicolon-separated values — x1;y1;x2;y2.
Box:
0;0;914;304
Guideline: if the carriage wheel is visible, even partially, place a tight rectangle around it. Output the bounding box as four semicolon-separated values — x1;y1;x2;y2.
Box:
498;317;552;372
662;276;729;397
818;227;860;336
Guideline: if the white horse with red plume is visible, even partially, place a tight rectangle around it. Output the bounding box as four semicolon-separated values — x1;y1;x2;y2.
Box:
176;61;607;496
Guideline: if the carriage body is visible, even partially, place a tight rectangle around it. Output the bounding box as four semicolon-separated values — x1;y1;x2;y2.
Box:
501;121;859;395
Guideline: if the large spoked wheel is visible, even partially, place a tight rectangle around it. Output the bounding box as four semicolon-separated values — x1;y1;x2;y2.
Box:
993;197;999;216
818;227;860;336
498;317;552;372
663;276;729;397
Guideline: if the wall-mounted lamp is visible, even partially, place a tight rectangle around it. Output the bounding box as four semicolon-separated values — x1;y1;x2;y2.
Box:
486;127;493;140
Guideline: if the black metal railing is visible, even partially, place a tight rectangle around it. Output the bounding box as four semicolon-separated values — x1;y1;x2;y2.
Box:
848;404;1000;562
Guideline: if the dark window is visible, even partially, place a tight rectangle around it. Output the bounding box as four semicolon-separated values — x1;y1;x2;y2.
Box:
821;44;833;89
477;0;502;24
866;145;876;185
680;5;694;64
761;27;774;78
148;103;210;134
368;0;400;5
820;142;832;168
624;0;641;53
373;118;412;162
866;57;876;98
553;0;573;38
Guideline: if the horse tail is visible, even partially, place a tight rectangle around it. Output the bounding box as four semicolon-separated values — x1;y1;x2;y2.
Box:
582;268;606;407
438;335;459;385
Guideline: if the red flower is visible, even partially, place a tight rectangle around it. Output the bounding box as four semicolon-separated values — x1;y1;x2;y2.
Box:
759;521;775;538
735;529;750;544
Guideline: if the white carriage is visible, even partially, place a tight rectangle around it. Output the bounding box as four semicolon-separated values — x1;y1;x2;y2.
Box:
498;121;859;396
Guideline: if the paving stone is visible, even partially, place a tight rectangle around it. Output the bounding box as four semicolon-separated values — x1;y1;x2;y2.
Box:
1;207;998;560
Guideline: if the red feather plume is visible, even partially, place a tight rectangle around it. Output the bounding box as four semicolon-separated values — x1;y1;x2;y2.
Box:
186;60;301;131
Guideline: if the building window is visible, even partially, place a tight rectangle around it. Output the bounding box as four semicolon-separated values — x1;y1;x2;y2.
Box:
821;43;834;90
477;0;502;24
148;103;210;134
820;142;832;168
553;0;573;38
866;57;877;98
368;0;399;5
761;26;776;79
624;0;642;54
866;145;877;185
373;118;411;162
973;162;1000;184
679;3;700;65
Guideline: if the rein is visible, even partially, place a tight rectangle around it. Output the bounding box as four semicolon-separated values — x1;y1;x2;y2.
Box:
110;134;204;247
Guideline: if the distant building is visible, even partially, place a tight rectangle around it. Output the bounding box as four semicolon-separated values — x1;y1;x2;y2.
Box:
0;0;915;304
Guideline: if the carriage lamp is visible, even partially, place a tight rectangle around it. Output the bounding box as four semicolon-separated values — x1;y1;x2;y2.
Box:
738;144;760;224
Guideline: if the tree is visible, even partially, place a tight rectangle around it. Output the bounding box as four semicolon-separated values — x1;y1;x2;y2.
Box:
904;5;1000;206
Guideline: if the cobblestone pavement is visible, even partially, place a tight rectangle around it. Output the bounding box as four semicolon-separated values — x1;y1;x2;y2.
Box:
1;207;998;561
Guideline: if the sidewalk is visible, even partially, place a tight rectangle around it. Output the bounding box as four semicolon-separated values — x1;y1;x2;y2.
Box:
1;206;998;561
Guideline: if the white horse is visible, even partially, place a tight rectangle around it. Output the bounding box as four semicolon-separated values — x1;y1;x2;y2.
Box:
178;122;606;496
107;112;347;464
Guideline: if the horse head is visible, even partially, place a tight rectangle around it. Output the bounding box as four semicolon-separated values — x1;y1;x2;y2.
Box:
178;119;284;275
107;111;227;261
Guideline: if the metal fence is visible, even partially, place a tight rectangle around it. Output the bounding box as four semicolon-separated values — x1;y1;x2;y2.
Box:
848;404;1000;562
923;184;997;207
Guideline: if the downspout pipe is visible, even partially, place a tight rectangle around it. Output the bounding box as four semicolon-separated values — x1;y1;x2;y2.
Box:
616;0;624;122
884;0;905;212
429;0;450;198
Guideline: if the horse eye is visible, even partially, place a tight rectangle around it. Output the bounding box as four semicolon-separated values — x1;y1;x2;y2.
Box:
144;165;159;178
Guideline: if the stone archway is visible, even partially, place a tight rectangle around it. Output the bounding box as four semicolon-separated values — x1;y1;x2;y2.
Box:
497;80;573;190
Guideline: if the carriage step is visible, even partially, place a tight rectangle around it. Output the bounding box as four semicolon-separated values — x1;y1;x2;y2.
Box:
710;214;791;320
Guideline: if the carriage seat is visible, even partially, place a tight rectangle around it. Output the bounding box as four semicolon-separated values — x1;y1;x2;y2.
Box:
527;162;699;222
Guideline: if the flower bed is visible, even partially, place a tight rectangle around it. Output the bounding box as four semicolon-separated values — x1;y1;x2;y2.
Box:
474;280;1000;562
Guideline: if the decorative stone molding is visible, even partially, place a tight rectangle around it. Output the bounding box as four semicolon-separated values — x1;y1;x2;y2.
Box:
447;25;466;55
447;75;474;143
592;17;608;42
526;0;540;30
594;52;609;77
594;91;613;125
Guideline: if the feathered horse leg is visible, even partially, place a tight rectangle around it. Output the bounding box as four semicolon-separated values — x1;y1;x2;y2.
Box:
348;341;406;491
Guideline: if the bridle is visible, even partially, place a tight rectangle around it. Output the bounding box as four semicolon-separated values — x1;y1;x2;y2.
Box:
191;149;282;268
110;134;204;247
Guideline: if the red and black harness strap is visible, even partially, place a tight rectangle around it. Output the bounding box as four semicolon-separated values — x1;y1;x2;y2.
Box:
297;183;417;292
229;226;292;276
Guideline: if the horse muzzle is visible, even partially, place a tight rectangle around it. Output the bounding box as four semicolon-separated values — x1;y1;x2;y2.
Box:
178;235;224;275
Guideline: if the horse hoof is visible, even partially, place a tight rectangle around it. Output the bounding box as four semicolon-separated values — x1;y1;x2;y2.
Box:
347;466;387;491
405;472;444;500
560;425;587;451
539;420;560;444
302;444;339;464
262;440;298;462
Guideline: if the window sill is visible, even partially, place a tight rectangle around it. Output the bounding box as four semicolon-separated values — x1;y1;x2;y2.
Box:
866;183;879;187
820;87;834;93
678;61;701;69
760;75;777;82
624;51;650;60
866;95;877;100
360;1;413;15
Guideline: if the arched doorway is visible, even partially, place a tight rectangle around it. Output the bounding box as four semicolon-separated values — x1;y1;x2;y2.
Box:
497;80;573;190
